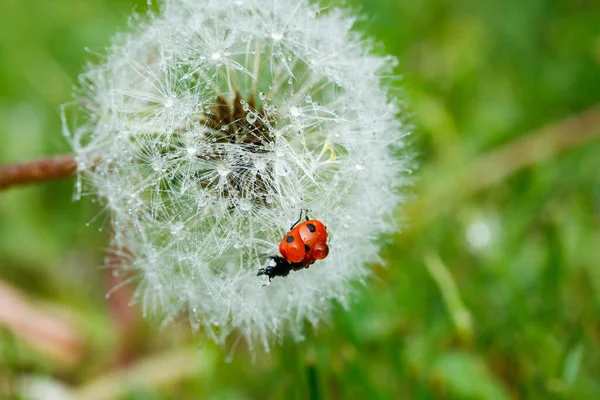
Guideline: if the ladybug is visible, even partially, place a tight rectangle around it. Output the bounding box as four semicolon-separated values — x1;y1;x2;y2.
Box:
257;210;329;282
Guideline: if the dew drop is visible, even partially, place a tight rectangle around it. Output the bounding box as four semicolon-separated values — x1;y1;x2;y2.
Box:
171;221;184;235
246;112;258;124
186;147;197;156
355;162;366;171
289;106;301;117
211;52;221;60
258;273;271;286
275;161;290;176
254;158;266;170
240;200;252;212
271;31;283;41
218;164;230;177
259;92;267;100
197;192;209;207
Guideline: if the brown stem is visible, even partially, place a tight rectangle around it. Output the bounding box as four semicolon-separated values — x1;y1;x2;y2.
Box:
0;154;77;190
406;104;600;230
466;104;600;190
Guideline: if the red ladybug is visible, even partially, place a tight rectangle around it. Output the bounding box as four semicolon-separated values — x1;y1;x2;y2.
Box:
257;211;329;282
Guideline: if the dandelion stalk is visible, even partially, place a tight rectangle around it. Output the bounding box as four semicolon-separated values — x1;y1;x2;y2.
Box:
0;154;77;190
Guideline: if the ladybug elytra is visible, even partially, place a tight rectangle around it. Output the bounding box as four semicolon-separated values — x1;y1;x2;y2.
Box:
257;210;329;282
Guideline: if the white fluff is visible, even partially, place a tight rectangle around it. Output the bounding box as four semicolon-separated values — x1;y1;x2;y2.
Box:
66;0;412;350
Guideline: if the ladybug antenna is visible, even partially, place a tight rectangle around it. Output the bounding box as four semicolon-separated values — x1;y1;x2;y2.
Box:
290;210;304;230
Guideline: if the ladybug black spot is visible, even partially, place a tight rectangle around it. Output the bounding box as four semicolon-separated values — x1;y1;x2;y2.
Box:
306;223;316;233
286;236;294;243
304;244;310;252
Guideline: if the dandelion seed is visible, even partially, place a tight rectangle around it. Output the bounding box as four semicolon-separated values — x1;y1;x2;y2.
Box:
66;0;413;349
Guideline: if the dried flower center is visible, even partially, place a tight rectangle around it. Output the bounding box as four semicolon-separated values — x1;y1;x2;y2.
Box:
201;92;277;145
188;92;280;208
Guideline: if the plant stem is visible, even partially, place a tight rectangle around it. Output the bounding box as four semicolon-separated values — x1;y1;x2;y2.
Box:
406;104;600;230
0;154;77;191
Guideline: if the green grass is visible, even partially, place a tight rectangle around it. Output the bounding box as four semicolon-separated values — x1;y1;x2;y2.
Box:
1;0;600;398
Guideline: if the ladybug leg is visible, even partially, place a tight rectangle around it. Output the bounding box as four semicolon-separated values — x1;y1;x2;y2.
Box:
303;209;310;221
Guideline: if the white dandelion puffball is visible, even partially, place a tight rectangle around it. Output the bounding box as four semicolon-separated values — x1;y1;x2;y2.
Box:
67;0;411;349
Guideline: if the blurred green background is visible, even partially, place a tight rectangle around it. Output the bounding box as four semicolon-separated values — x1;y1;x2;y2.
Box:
1;0;600;399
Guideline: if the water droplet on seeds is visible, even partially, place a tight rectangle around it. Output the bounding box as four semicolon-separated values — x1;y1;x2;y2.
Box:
259;92;266;100
289;106;301;117
254;158;266;170
211;52;221;60
246;112;257;124
171;221;184;235
275;161;290;176
218;164;230;177
197;193;209;207
258;273;271;286
240;200;252;212
186;147;197;156
355;162;366;171
271;31;283;41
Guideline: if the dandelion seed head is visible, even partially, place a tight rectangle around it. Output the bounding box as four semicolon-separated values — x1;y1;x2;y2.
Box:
67;0;412;348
